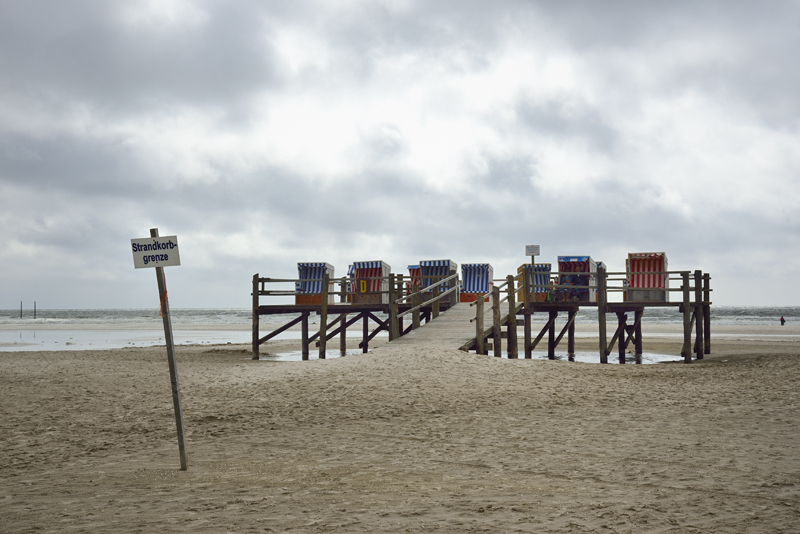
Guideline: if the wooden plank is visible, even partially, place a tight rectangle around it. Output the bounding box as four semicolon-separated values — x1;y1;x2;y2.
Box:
259;315;303;344
388;303;483;350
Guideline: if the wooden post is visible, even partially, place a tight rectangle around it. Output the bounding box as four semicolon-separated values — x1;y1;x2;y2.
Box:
567;309;576;361
694;270;704;360
682;272;692;363
318;273;329;359
389;273;399;341
362;313;369;353
339;275;348;356
476;296;485;355
507;275;518;359
597;266;608;364
524;311;532;359
617;312;627;364
703;273;711;355
548;311;557;359
433;289;440;319
492;286;502;357
301;311;310;360
523;272;532;359
252;274;260;360
339;312;347;356
634;309;643;364
150;228;188;471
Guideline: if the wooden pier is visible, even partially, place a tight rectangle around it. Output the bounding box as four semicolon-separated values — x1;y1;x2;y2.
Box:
252;266;711;363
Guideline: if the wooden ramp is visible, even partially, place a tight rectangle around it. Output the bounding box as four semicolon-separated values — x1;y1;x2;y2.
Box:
384;302;485;350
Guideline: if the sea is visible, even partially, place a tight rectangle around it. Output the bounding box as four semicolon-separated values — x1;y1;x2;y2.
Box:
1;306;797;363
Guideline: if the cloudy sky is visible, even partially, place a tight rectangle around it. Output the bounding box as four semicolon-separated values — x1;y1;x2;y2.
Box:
2;0;799;309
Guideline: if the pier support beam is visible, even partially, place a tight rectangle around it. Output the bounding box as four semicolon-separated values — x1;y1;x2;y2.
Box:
682;272;692;363
617;312;627;364
694;270;704;360
492;287;502;358
597;266;608;364
634;309;643;364
567;309;576;361
301;311;310;361
524;311;532;359
507;275;518;359
703;273;711;355
252;273;260;360
318;273;329;359
475;296;486;355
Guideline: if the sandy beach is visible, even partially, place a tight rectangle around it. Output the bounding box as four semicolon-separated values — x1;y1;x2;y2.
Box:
2;329;799;533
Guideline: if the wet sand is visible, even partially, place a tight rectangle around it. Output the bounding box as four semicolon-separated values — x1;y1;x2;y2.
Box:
2;332;799;532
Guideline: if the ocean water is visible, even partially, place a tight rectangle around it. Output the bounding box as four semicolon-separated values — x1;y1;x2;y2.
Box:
0;306;796;356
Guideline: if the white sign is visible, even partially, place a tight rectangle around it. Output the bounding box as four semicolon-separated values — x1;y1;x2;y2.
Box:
525;245;540;256
131;235;181;269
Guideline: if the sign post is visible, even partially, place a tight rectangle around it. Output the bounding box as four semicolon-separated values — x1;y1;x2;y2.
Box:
525;245;540;295
131;228;187;471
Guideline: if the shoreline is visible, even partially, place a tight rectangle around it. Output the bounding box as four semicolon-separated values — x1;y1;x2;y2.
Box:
2;323;799;355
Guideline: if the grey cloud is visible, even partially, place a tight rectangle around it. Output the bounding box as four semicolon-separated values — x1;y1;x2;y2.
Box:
0;1;283;116
516;100;620;154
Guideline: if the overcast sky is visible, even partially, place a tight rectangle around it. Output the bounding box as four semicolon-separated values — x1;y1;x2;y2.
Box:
2;0;799;309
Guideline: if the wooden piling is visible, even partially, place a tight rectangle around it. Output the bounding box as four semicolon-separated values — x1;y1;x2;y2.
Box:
597;266;608;364
548;310;557;360
476;296;485;355
389;273;399;341
634;309;643;364
694;270;704;360
318;273;329;359
523;273;532;359
492;286;502;358
301;311;310;360
362;313;369;353
524;311;532;359
703;273;711;355
252;273;260;359
567;309;576;361
507;275;518;359
682;272;691;363
617;313;627;364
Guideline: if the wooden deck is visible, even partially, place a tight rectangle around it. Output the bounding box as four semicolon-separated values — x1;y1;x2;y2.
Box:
380;302;488;351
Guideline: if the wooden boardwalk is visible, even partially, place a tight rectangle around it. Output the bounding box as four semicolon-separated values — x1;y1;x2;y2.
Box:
382;302;487;350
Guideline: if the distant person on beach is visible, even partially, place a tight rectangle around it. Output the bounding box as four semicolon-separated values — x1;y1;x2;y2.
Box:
781;316;786;326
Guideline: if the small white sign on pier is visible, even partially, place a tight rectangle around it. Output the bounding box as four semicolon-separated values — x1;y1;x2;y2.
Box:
525;245;540;257
131;235;181;269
